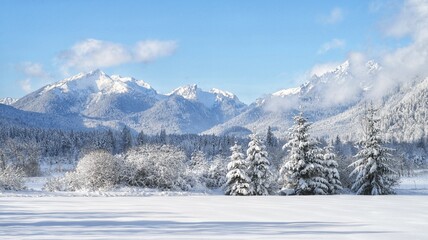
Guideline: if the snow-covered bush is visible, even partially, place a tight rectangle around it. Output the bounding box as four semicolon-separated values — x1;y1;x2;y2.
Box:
123;145;188;190
188;151;210;184
43;172;80;192
72;150;120;191
0;165;26;191
2;139;41;177
44;150;122;192
206;155;227;189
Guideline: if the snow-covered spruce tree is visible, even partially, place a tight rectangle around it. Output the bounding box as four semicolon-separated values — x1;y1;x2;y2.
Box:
246;134;272;195
280;113;328;195
225;143;252;196
350;105;398;195
323;145;342;194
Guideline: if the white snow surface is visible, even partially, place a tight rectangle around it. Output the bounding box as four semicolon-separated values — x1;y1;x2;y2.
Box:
272;87;301;97
0;174;427;239
0;195;427;239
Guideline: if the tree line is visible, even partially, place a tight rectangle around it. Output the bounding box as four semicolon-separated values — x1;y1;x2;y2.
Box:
1;105;427;194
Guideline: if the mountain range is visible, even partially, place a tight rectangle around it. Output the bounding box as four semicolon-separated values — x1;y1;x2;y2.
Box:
8;70;247;134
2;61;427;142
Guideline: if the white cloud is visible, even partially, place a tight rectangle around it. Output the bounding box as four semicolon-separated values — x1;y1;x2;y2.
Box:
370;0;428;97
309;62;341;77
134;40;177;62
58;39;132;72
317;39;346;54
321;7;344;24
311;0;428;103
58;39;177;72
369;0;386;13
384;0;428;40
15;62;54;94
19;79;32;93
17;62;51;79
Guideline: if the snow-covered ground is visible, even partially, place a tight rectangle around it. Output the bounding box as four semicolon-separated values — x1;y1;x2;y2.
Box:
0;195;427;239
0;173;427;239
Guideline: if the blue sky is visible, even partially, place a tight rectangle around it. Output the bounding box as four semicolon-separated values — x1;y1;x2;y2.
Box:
0;0;405;103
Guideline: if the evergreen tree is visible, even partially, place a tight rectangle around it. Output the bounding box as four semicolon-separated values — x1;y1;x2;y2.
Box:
280;113;328;195
266;126;277;148
121;126;132;153
159;129;167;145
350;105;398;195
225;143;252;196
136;130;145;146
246;133;272;195
323;145;342;194
106;129;116;154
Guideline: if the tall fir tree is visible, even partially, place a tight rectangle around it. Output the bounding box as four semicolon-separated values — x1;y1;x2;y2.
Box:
350;105;398;195
136;130;145;146
266;126;277;148
246;133;272;195
121;126;132;153
280;113;328;195
323;145;342;194
225;143;252;196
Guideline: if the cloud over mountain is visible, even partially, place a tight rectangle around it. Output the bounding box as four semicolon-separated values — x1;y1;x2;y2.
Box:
57;39;177;73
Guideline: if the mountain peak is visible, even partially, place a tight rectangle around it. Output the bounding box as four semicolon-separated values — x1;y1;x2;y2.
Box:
168;84;244;108
41;70;156;96
272;87;301;97
88;69;105;75
0;97;18;105
168;84;199;100
209;88;236;99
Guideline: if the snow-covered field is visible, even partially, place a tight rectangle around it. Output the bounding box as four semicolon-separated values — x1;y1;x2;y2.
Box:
1;174;427;239
1;195;427;239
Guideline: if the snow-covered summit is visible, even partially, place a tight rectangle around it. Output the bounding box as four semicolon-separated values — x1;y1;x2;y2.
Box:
0;97;18;105
41;70;156;96
209;88;240;101
272;87;301;97
168;84;244;108
14;70;159;118
168;84;200;100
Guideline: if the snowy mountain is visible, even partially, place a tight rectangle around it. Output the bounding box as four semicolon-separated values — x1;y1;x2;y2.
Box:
0;103;86;130
13;70;159;119
168;84;247;122
206;59;428;144
0;97;18;105
11;70;247;134
204;60;381;137
312;76;428;142
4;61;427;140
